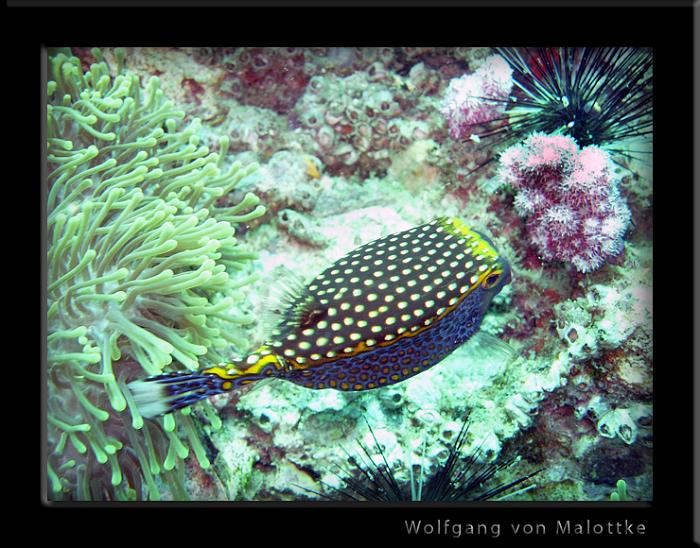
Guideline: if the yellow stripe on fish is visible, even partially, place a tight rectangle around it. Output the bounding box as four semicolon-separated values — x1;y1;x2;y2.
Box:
128;217;511;417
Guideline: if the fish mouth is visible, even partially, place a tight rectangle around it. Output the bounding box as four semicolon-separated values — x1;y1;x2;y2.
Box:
501;261;512;286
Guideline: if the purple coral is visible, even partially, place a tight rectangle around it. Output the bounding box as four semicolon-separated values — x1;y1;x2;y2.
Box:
498;133;631;273
441;54;513;140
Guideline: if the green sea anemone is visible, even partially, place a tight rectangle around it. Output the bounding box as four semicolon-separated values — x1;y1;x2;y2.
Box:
46;48;265;500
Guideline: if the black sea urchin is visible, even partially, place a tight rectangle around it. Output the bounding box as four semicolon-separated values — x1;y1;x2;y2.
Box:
468;47;652;169
306;413;543;502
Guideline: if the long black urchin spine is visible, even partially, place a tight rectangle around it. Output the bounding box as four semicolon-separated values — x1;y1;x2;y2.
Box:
477;47;652;159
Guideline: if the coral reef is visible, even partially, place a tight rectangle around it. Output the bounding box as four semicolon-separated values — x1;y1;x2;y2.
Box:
46;48;265;500
46;47;653;502
507;239;653;500
498;133;631;273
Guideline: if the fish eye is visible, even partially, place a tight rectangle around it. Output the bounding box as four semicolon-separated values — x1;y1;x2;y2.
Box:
482;272;501;289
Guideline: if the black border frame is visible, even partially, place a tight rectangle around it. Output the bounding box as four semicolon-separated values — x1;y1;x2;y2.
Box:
17;2;694;546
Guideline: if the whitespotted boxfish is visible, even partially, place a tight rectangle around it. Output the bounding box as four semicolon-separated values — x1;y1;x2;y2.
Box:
129;217;511;418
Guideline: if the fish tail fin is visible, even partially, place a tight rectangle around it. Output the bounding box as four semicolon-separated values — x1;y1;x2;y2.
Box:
126;370;228;418
128;348;283;418
128;366;260;418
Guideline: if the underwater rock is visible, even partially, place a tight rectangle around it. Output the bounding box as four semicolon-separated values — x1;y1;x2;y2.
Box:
554;281;652;363
215;420;260;500
379;388;405;411
386;139;442;194
217;48;310;115
294;68;445;178
277;209;331;248
222;106;310;160
580;439;650;486
237;150;321;214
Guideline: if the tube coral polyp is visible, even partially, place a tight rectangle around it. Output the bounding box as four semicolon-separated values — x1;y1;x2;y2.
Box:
498;133;631;273
441;54;513;140
47;48;265;500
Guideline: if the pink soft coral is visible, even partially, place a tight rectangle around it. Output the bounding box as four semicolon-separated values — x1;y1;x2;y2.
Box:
441;54;513;140
498;133;631;273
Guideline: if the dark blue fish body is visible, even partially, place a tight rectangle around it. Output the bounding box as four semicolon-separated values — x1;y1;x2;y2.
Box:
284;287;488;390
129;217;511;417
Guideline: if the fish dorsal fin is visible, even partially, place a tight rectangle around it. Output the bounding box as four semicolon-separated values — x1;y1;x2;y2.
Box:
261;266;318;340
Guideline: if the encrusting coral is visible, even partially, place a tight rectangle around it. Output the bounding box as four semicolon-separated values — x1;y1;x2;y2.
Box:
46;48;265;500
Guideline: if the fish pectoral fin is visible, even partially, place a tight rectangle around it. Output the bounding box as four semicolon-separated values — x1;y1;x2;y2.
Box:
464;330;517;365
260;266;306;319
243;376;277;394
260;266;325;336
